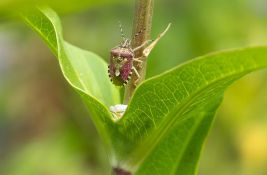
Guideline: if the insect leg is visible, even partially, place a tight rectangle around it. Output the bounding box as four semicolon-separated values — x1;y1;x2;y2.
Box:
132;66;141;86
132;66;140;78
118;21;126;41
133;57;143;69
133;40;152;52
133;57;143;63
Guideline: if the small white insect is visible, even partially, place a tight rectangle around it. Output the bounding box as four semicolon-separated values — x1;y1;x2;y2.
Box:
109;104;128;120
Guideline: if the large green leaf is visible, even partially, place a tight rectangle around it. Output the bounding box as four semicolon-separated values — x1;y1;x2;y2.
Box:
22;8;267;175
121;48;267;174
22;7;121;153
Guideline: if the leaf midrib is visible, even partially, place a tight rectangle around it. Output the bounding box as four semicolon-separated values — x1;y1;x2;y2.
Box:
170;108;210;175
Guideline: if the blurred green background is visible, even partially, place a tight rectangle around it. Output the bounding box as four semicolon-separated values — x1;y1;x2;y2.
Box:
1;0;267;175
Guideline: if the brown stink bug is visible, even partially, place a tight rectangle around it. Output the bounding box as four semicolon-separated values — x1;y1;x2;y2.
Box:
108;22;148;86
108;22;171;86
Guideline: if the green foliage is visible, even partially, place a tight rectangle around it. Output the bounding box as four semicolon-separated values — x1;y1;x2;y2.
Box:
0;0;122;14
22;7;121;153
22;8;267;175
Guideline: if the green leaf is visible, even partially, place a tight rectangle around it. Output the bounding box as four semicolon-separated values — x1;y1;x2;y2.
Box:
120;48;267;174
22;7;267;175
22;7;121;153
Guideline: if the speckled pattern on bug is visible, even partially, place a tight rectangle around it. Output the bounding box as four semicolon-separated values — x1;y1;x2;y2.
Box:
108;39;134;86
108;22;148;86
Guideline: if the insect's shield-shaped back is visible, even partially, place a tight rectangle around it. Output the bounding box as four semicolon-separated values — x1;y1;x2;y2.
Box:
108;47;134;86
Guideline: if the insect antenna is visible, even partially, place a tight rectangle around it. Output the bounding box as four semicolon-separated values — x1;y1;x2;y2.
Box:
118;21;126;41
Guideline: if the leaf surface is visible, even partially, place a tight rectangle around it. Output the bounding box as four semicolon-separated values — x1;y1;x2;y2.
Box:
121;48;267;174
22;7;121;152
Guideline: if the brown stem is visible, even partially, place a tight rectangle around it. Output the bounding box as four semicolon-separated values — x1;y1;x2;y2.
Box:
112;167;132;175
123;0;154;104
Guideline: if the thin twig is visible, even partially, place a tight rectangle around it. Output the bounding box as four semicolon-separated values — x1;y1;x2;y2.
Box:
123;0;154;104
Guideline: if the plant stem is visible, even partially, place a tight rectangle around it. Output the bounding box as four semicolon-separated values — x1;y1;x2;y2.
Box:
123;0;154;104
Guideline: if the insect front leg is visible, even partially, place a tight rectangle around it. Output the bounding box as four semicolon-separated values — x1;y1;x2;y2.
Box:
132;66;140;78
132;66;141;86
132;40;152;52
133;57;143;69
133;57;143;63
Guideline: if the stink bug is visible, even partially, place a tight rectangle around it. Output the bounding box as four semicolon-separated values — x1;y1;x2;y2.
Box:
108;39;134;86
108;22;171;86
108;22;147;86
